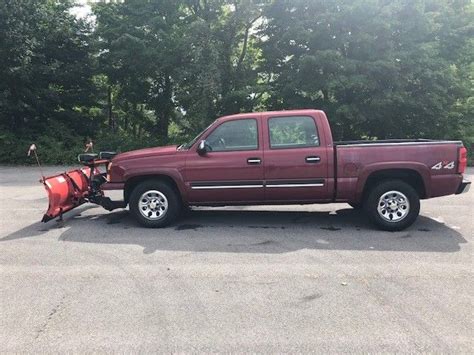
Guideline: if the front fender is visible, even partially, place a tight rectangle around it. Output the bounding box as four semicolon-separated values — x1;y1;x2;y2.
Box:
123;167;188;202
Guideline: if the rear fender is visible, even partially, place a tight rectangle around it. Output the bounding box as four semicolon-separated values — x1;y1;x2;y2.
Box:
355;162;431;201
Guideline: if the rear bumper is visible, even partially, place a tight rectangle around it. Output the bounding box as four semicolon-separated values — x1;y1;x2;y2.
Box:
456;180;471;194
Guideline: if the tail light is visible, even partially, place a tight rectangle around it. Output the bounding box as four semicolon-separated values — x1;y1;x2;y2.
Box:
458;146;467;174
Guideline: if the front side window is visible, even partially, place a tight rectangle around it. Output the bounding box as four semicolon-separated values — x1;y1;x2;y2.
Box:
179;121;216;150
269;116;320;149
206;119;258;152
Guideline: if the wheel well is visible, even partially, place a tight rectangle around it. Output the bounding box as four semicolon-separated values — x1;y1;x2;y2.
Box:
362;169;426;202
124;175;181;203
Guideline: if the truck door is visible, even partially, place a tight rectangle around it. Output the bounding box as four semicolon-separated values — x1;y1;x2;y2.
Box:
262;113;330;202
185;117;265;203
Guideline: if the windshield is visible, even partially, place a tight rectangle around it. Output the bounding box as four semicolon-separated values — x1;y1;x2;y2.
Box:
178;121;216;150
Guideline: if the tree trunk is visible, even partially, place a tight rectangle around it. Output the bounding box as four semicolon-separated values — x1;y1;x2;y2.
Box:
156;74;172;143
107;85;116;132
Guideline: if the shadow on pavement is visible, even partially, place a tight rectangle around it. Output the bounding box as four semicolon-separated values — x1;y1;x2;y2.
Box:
1;207;467;254
0;205;98;241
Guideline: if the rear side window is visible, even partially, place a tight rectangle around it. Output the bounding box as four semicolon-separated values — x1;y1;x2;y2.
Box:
269;116;320;149
206;119;258;152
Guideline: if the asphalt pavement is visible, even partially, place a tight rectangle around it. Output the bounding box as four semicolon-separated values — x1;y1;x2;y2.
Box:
1;166;472;352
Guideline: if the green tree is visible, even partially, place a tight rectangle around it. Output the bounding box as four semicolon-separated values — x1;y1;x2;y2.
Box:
93;0;183;141
260;0;473;141
0;0;472;164
0;0;97;162
175;1;265;134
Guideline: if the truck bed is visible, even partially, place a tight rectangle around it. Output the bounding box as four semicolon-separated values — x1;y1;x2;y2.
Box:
333;139;463;203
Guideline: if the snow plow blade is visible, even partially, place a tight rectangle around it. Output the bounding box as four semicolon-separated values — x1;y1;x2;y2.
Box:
41;167;95;222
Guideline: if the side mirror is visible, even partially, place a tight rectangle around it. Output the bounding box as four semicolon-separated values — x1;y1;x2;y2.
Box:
197;140;208;155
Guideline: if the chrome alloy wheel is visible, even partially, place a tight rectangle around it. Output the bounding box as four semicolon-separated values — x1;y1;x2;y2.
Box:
138;190;168;220
377;190;410;222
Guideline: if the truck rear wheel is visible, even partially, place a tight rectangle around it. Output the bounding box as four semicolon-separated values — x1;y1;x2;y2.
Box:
364;180;420;231
129;180;181;228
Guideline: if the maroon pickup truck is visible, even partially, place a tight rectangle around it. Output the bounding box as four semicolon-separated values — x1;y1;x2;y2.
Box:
42;109;470;231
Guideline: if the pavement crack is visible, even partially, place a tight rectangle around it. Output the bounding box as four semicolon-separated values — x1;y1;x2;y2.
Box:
300;293;323;302
34;294;67;340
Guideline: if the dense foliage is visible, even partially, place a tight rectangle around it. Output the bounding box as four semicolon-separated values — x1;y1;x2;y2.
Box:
0;0;472;164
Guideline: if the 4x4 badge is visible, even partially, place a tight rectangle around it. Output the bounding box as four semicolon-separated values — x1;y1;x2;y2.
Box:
432;161;454;170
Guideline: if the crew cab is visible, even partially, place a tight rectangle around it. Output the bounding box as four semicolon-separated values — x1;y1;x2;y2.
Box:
41;109;470;231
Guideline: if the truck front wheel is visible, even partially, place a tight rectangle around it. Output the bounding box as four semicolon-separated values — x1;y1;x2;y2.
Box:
129;180;181;228
364;180;420;231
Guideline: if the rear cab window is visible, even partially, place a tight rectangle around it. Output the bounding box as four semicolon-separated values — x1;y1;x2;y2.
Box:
268;116;320;149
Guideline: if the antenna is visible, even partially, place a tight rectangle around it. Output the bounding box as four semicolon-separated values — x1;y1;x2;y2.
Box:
27;144;45;182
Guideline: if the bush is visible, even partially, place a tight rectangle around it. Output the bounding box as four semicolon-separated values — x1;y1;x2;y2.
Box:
0;130;175;165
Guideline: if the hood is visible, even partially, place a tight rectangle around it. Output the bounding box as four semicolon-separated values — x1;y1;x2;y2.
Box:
113;145;178;162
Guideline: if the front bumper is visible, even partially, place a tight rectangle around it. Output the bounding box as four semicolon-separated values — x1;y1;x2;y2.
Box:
456;180;471;194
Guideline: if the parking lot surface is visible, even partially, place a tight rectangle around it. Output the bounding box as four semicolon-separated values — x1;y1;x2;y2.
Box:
1;166;472;352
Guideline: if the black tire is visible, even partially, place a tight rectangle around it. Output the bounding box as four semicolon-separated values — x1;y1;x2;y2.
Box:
129;179;181;228
364;179;420;231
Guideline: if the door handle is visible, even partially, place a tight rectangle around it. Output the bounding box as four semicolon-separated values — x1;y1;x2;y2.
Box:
247;158;262;165
305;156;321;163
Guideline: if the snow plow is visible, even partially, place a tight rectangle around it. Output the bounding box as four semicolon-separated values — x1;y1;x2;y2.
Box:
40;151;125;222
